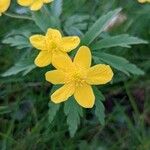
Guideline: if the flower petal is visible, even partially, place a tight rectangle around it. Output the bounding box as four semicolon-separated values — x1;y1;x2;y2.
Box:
0;0;11;12
86;64;113;85
30;0;43;11
62;36;80;52
51;84;75;103
46;28;62;41
43;0;53;3
30;35;46;50
45;70;66;84
52;53;74;71
17;0;33;6
74;46;91;68
74;84;95;108
34;51;52;67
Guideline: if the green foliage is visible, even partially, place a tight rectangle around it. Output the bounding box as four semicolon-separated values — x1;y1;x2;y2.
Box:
1;54;36;77
64;97;83;137
82;8;122;45
0;0;149;149
94;52;145;76
91;34;148;49
48;101;60;124
94;87;105;125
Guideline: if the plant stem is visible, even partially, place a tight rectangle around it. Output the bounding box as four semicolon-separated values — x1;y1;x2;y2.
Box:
4;12;33;21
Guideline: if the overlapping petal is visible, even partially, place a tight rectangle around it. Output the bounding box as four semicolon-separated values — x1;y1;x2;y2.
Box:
30;35;46;50
86;64;113;85
51;84;75;103
74;83;95;108
62;36;80;52
74;46;91;68
34;51;52;67
52;54;74;71
30;0;43;11
45;70;66;84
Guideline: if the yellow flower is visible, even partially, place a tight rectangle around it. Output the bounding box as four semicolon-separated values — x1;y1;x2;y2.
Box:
45;46;113;108
30;28;80;67
0;0;11;16
138;0;150;3
17;0;53;11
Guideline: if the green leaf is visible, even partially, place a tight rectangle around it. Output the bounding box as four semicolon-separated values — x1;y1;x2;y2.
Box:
93;52;145;76
93;86;105;102
64;97;83;137
2;35;31;49
51;0;63;17
95;99;105;126
91;34;148;50
1;56;36;77
48;101;60;124
93;87;105;125
32;6;60;32
64;15;89;36
82;8;122;45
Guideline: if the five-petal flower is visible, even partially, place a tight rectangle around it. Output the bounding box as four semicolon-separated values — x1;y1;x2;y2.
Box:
45;46;113;108
0;0;11;16
17;0;53;11
30;28;80;67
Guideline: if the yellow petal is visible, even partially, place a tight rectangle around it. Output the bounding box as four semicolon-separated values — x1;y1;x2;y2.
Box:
30;35;46;50
51;84;75;103
43;0;53;3
74;46;91;68
17;0;33;6
46;28;62;41
52;53;74;71
74;84;95;108
45;70;66;84
30;0;43;11
0;0;11;13
86;64;113;85
138;0;146;3
34;51;52;67
62;36;80;52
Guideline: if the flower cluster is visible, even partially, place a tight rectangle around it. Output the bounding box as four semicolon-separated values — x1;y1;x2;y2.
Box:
30;28;114;108
1;0;114;108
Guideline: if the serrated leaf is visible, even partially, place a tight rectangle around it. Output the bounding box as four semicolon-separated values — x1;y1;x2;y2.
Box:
32;7;60;32
51;0;63;17
91;34;148;50
1;56;36;77
93;86;105;102
95;98;105;126
64;15;89;36
2;35;31;49
93;52;145;76
48;101;60;124
82;8;122;45
64;97;83;137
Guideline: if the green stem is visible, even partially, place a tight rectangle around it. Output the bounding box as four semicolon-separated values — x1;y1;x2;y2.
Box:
4;12;33;21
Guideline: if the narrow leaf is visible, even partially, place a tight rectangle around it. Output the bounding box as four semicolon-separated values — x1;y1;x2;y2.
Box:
64;97;83;137
94;52;145;75
82;8;122;45
91;34;148;50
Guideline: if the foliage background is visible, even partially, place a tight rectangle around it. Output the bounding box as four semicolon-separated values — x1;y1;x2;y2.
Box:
0;0;150;149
